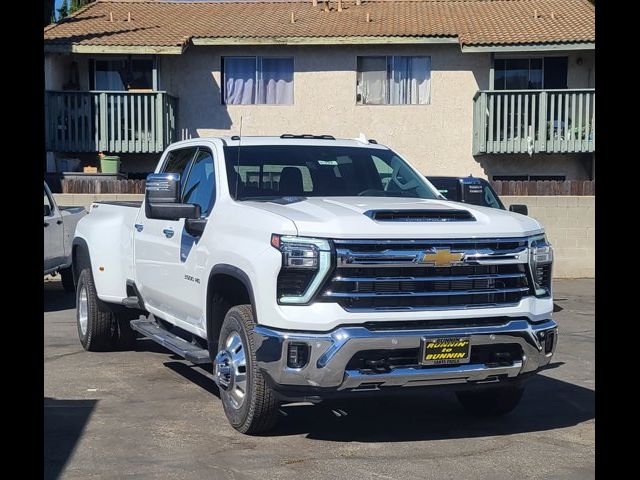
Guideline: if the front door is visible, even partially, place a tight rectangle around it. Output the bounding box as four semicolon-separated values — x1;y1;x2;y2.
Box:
133;147;197;322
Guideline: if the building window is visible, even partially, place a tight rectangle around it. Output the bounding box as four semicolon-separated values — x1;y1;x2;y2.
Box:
222;57;294;105
356;56;431;105
494;57;568;90
94;58;154;91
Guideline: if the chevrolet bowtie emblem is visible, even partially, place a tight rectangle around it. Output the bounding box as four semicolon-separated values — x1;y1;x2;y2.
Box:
421;248;465;267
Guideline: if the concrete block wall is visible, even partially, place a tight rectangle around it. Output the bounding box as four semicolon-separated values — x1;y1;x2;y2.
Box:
55;194;595;278
502;196;595;278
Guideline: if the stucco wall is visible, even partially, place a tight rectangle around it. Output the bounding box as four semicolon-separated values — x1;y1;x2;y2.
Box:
162;44;493;177
502;196;595;278
160;44;594;179
44;53;90;91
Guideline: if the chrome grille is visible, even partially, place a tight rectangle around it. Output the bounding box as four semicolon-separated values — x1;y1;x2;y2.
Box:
322;238;531;311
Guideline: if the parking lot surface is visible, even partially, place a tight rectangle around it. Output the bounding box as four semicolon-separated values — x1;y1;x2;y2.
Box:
44;279;594;480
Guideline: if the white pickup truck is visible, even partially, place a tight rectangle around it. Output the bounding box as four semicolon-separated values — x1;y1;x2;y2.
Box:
72;135;557;434
44;181;86;292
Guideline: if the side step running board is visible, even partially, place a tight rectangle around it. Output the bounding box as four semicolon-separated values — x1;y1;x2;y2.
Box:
130;319;211;365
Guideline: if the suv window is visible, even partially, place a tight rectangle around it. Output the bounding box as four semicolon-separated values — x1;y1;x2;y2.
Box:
182;148;216;216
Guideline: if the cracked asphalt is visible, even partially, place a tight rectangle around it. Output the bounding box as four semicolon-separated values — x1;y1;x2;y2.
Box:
44;278;594;480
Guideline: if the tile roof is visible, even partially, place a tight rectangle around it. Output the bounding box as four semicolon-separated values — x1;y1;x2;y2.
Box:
43;0;595;50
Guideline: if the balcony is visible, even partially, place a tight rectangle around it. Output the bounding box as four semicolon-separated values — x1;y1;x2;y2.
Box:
472;89;595;155
45;91;178;154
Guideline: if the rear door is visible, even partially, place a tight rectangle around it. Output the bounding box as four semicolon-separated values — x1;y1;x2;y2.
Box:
133;147;197;320
44;186;64;272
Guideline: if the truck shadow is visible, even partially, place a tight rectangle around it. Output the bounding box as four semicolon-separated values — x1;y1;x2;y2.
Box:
43;280;76;312
270;375;594;442
44;397;98;480
162;357;593;442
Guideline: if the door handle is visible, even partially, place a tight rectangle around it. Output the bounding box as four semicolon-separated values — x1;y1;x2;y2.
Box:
135;224;144;232
163;228;174;238
44;221;49;227
56;220;63;225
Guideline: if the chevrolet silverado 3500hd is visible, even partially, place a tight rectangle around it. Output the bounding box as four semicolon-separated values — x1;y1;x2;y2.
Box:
72;135;557;434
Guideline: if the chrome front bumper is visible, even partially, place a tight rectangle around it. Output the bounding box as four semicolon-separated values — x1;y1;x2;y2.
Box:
253;319;557;391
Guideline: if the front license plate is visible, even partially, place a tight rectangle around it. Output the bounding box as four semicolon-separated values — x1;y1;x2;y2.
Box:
422;337;471;366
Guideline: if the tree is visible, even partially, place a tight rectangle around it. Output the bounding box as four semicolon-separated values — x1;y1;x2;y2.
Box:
70;0;95;15
57;0;69;20
44;0;55;26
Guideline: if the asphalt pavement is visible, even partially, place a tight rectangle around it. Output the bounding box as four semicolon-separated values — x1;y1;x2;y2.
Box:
44;278;594;480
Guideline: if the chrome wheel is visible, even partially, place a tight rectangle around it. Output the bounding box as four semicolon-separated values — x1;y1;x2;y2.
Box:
78;286;88;336
214;331;247;409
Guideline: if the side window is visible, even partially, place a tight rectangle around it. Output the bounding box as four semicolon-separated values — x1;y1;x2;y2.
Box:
182;149;216;216
372;156;393;189
162;147;197;180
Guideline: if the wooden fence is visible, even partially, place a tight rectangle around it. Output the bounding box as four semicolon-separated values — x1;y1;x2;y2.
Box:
490;180;595;196
61;178;146;194
59;178;594;196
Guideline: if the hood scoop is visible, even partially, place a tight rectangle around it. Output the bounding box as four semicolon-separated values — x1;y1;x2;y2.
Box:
365;209;476;222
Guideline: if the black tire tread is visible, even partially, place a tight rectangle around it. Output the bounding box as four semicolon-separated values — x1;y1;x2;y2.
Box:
77;268;118;352
223;304;279;434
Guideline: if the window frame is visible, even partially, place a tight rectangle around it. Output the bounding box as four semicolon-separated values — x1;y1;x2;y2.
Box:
91;55;158;91
221;56;295;105
180;147;217;217
492;55;569;91
356;55;432;106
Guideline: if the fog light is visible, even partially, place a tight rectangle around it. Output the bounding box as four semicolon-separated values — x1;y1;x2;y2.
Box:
287;343;310;369
544;330;556;354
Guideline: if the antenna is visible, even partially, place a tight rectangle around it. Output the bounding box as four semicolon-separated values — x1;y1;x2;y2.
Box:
235;116;243;200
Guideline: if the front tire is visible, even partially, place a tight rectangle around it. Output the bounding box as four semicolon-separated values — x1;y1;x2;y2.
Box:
456;383;525;417
214;305;279;434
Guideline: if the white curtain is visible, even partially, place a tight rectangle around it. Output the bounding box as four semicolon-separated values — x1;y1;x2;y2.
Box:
224;57;256;105
389;56;431;105
357;57;387;105
257;58;294;105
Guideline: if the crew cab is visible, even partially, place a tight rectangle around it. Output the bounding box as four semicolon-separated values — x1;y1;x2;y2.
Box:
72;135;557;434
44;181;86;291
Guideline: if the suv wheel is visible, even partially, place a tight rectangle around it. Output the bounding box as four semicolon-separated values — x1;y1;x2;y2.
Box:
214;305;279;434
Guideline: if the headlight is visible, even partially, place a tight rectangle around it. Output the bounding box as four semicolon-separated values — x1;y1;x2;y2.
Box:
528;234;553;297
271;234;332;304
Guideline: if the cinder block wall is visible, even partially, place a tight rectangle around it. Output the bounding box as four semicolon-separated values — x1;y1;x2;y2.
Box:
55;194;595;278
502;196;595;278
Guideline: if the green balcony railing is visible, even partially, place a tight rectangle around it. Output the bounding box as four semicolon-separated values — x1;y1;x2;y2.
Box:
472;89;595;155
45;90;178;154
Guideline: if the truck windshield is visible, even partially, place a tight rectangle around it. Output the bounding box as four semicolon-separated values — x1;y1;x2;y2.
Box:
223;145;439;200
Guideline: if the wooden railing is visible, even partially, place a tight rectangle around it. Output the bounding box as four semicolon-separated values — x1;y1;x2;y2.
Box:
473;89;595;155
45;91;178;154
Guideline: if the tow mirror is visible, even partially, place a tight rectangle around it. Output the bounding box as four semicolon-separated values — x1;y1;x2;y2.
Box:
145;173;201;221
509;204;528;216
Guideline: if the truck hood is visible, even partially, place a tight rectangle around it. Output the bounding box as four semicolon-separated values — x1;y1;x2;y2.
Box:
243;196;543;239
